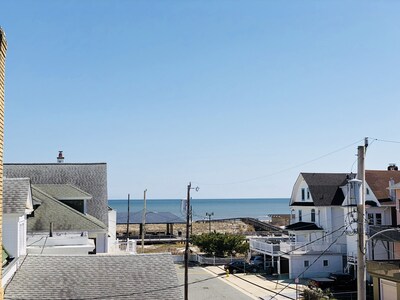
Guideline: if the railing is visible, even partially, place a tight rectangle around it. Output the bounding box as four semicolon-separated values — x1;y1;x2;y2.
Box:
196;254;242;266
249;239;281;255
109;239;137;254
280;242;342;254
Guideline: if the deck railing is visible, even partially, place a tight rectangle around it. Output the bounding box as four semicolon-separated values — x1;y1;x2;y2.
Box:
249;239;281;255
250;239;345;255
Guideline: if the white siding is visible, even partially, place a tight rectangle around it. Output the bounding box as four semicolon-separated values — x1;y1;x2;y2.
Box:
289;255;343;279
3;215;20;258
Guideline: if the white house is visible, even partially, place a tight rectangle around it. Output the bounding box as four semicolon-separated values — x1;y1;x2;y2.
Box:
2;178;34;286
250;170;394;279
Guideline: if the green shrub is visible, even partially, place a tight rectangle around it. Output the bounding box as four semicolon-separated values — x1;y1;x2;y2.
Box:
191;232;249;257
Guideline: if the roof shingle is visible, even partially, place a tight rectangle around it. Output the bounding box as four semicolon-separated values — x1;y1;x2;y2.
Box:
3;178;31;215
4;254;183;300
4;163;108;224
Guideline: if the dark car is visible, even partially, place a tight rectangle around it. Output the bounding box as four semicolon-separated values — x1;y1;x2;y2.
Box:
308;273;356;291
224;260;260;274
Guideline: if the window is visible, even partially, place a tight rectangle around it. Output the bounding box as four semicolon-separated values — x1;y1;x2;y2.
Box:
311;209;316;222
323;260;329;267
304;260;309;267
376;213;382;225
368;213;374;225
368;213;383;225
366;188;370;195
307;188;310;199
301;188;305;201
299;210;302;222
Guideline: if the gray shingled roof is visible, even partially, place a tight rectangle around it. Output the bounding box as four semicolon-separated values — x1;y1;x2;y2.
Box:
3;178;31;215
28;185;106;232
33;184;92;200
299;173;351;206
4;254;183;300
4;163;108;224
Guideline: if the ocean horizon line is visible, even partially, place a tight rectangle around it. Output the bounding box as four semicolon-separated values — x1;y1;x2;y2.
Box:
108;197;290;201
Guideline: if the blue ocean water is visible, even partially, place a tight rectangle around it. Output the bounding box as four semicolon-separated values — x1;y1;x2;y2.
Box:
108;198;290;221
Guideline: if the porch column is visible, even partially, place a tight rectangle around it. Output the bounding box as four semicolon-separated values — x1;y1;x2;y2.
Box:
278;256;281;275
171;223;174;235
139;224;143;237
271;255;275;272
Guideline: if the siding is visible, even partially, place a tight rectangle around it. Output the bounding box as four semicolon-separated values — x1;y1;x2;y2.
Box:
0;27;8;299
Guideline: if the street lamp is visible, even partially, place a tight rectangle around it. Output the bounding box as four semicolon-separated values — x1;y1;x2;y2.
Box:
206;212;214;233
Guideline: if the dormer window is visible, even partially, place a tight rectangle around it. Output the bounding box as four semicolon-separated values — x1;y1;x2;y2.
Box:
307;188;310;199
366;188;370;195
301;188;305;201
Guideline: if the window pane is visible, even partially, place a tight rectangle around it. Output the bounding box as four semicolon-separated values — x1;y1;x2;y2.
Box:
376;213;382;225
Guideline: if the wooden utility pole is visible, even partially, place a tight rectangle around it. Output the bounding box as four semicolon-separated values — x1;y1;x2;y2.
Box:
126;194;130;240
206;212;214;233
184;183;191;300
357;143;366;300
141;189;147;253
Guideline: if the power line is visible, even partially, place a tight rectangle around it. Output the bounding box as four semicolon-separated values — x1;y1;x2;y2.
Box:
269;223;350;300
194;138;364;186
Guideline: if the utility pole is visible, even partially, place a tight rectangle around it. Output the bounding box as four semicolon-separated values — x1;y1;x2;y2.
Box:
357;141;366;300
141;189;147;253
184;182;199;300
126;193;130;240
206;212;214;233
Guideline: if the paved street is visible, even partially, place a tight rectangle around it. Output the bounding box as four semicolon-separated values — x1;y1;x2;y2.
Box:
175;264;305;300
175;264;255;300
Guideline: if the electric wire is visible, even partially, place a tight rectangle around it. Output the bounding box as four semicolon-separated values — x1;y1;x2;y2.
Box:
269;223;351;300
193;138;365;186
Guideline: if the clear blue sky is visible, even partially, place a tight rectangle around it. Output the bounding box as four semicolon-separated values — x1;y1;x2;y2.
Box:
1;1;400;199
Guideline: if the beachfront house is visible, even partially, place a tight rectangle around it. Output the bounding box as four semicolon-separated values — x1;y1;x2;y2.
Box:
250;169;395;279
4;160;116;253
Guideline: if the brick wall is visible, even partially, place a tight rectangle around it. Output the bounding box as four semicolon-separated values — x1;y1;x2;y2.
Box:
0;27;7;300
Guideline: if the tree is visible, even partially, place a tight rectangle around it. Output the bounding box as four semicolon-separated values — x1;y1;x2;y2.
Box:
191;232;249;257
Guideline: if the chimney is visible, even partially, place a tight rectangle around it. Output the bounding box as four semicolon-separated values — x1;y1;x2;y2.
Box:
388;163;398;171
57;151;64;163
389;178;396;201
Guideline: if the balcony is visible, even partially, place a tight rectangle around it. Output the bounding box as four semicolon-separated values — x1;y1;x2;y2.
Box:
250;238;346;256
249;239;281;255
280;242;344;255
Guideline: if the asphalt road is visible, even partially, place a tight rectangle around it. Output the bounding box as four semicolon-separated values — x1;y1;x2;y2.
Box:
175;264;255;300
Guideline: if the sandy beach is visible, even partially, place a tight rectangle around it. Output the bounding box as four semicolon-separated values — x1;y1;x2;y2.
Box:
117;219;255;237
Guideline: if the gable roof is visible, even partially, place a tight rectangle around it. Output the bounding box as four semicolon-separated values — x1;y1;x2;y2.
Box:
28;185;106;232
365;170;400;202
33;184;92;200
4;254;183;300
3;178;32;215
299;173;351;206
4;163;108;224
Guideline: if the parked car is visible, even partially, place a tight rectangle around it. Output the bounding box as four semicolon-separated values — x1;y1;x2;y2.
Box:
224;260;260;274
308;273;356;291
250;256;273;267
